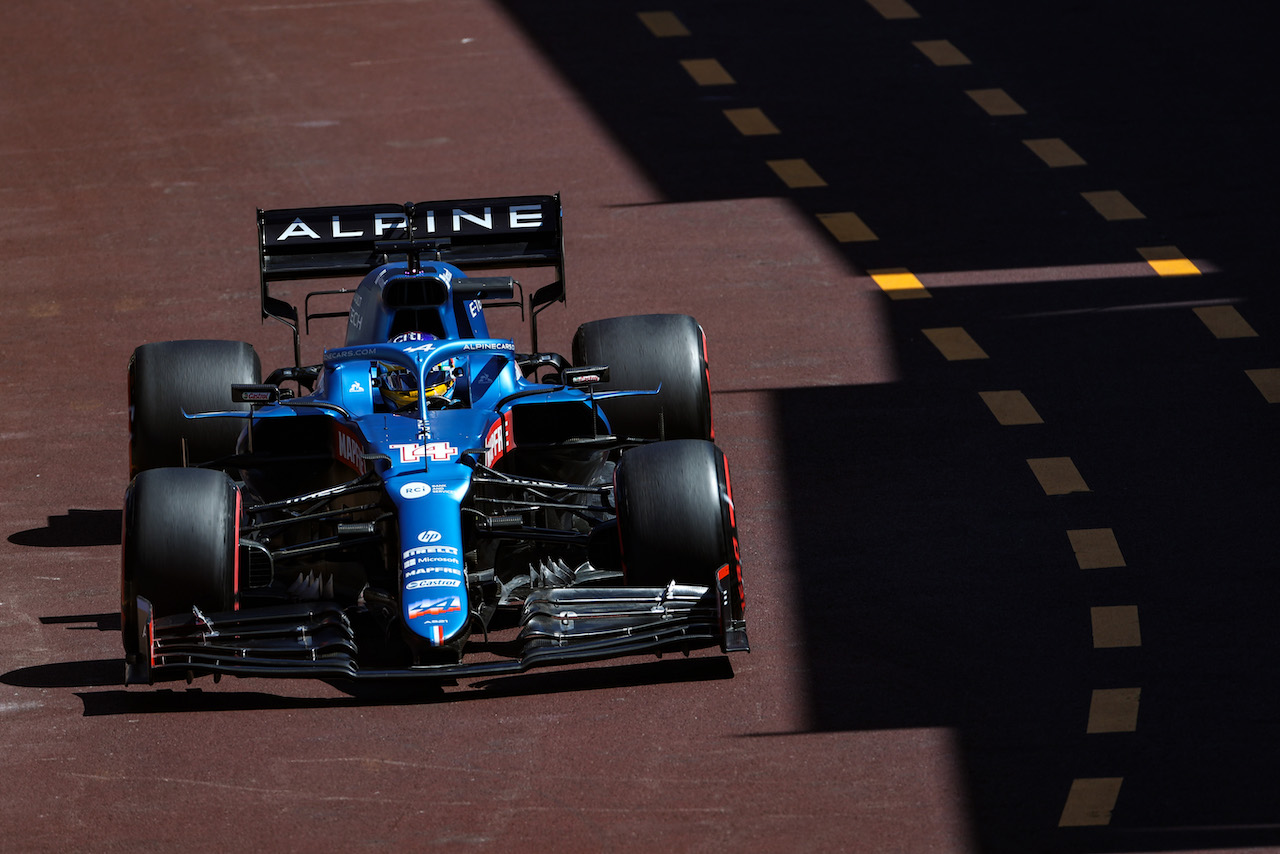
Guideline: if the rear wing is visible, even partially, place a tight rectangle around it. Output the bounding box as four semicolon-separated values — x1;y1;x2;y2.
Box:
257;194;566;364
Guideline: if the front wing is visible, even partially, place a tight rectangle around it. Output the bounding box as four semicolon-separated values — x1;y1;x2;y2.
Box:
125;582;749;685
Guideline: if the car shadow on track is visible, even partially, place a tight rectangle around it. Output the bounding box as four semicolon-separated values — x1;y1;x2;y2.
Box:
39;612;120;631
7;509;121;547
3;651;734;717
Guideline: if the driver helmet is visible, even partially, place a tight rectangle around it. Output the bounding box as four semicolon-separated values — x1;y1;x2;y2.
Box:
380;332;455;409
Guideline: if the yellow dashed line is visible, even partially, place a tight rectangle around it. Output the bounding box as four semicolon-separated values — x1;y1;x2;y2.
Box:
1067;528;1126;569
646;12;1152;831
870;268;930;300
1082;190;1145;221
637;11;689;37
1087;688;1141;733
724;107;779;136
864;0;920;19
766;158;826;188
979;390;1043;425
913;39;971;66
1194;305;1257;339
680;58;734;86
818;212;878;243
1138;245;1201;277
922;326;987;359
1091;605;1142;648
1023;138;1086;167
1027;457;1089;495
965;88;1026;116
1059;777;1123;827
1245;368;1280;402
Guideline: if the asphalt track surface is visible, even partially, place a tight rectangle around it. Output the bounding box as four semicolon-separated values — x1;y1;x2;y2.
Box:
1;1;1277;852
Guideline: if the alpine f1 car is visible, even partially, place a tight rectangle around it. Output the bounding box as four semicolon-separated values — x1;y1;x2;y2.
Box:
121;194;747;686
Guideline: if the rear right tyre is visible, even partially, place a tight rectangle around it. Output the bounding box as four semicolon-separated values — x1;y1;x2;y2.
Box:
571;314;713;440
128;339;261;476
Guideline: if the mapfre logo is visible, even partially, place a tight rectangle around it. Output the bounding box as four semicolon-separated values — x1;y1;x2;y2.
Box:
417;530;442;544
334;425;366;475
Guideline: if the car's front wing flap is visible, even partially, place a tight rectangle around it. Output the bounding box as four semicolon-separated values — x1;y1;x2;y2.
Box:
125;584;744;685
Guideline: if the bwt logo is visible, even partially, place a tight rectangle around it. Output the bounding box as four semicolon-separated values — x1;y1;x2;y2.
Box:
418;530;442;544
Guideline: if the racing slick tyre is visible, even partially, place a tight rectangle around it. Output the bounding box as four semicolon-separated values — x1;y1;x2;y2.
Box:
613;439;736;586
571;314;712;441
122;467;240;627
129;339;261;476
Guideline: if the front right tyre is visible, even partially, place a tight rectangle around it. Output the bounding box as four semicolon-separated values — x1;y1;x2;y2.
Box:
612;439;737;587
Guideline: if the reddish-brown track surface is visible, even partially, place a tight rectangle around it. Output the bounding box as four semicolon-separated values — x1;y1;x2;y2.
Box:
0;3;942;852
3;2;1278;853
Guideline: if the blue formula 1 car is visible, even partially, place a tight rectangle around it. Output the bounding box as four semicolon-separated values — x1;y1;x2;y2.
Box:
121;194;747;686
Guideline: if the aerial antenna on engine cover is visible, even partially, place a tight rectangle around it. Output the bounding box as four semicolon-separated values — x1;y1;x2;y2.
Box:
403;202;421;274
397;202;447;274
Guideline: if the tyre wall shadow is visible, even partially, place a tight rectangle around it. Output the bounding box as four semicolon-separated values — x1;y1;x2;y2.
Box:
491;1;1280;849
772;281;1280;852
